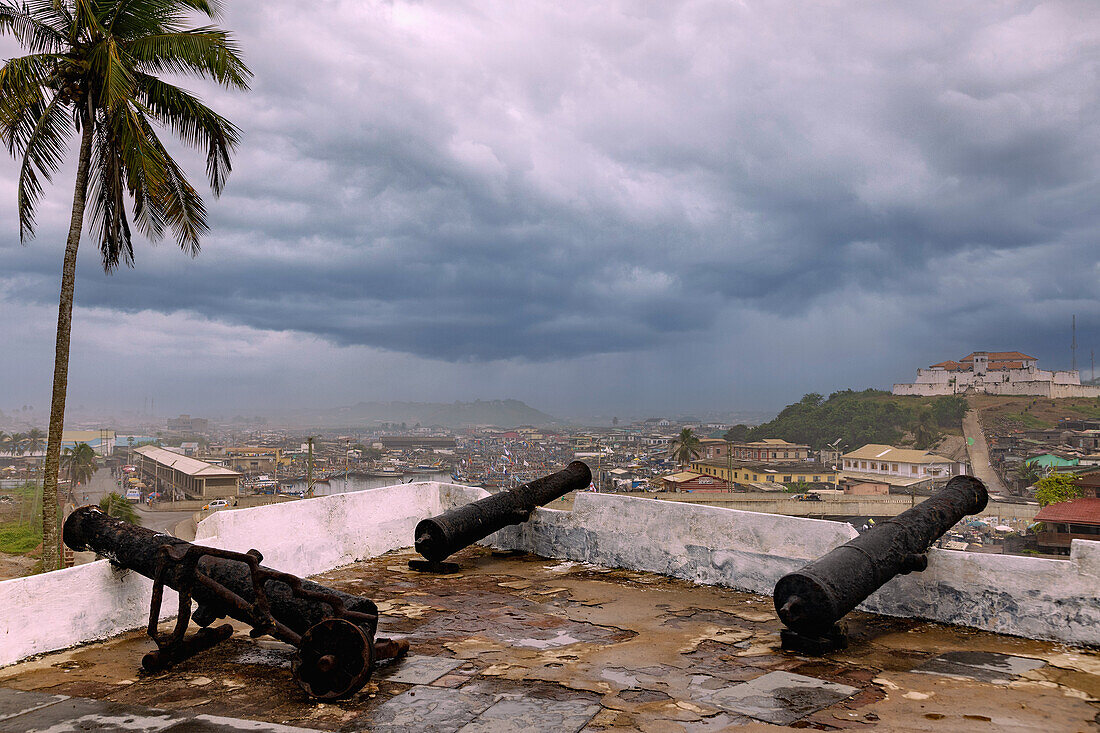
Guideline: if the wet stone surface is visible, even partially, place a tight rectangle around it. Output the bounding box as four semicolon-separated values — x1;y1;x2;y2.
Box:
0;546;1097;731
702;670;858;725
912;650;1047;683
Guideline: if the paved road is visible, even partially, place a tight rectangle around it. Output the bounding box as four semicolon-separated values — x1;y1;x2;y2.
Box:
962;409;1009;495
79;468;192;535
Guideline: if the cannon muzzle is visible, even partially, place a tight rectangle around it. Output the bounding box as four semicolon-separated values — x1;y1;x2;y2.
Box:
773;474;987;653
414;461;591;565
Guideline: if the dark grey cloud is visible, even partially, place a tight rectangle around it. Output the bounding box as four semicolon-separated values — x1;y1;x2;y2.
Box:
1;0;1099;414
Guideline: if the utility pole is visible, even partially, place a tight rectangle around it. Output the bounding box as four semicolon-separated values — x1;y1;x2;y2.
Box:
306;437;315;498
726;438;733;493
344;438;350;493
1071;314;1077;373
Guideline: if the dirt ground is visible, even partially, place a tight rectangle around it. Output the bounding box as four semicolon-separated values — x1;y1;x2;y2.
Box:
969;394;1100;430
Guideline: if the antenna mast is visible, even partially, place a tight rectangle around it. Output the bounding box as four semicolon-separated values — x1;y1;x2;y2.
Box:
1071;314;1077;372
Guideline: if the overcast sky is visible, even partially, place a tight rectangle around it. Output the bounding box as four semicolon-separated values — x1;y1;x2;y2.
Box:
1;0;1098;421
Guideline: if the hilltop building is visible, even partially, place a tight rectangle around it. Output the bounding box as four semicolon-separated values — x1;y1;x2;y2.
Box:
893;351;1100;398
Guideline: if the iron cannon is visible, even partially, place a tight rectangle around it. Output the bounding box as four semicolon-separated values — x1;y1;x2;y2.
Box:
64;506;408;699
773;474;988;654
412;461;591;569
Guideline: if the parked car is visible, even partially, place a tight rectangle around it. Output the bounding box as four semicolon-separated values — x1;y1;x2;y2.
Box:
203;499;229;510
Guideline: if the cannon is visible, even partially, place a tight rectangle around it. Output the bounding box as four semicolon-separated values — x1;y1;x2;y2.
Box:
772;475;988;654
64;506;408;699
412;461;591;570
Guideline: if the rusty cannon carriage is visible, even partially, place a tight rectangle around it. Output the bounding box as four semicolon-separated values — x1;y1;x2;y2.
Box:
64;506;408;699
773;474;989;654
412;460;591;570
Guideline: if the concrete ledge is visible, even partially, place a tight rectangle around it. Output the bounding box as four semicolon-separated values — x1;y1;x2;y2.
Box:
2;482;1096;668
195;482;488;577
487;492;1100;647
0;560;178;667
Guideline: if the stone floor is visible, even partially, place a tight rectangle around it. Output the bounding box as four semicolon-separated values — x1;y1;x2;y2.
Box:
0;546;1097;731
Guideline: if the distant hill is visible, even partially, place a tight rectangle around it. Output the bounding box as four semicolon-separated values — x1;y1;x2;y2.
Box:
746;389;968;450
280;399;558;429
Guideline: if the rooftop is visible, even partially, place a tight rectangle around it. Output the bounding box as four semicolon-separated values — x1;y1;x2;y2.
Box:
842;445;953;464
1;545;1097;731
0;481;1097;731
1034;497;1100;524
134;445;242;478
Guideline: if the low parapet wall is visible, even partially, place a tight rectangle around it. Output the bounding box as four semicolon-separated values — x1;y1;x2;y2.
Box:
1;481;1096;668
488;492;1099;647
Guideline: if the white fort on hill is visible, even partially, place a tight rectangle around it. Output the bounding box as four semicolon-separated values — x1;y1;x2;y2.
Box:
893;351;1100;398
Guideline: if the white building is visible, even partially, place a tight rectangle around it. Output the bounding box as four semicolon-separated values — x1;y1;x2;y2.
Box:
841;444;966;480
893;351;1100;398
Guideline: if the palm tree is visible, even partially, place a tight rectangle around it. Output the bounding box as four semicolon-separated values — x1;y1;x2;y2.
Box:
62;441;97;502
668;428;702;469
0;430;8;455
1015;460;1043;492
1;0;250;570
25;427;44;456
98;491;140;525
9;431;27;456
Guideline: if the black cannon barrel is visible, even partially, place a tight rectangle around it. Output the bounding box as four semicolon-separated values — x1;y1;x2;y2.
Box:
415;461;591;563
64;506;377;635
773;475;988;637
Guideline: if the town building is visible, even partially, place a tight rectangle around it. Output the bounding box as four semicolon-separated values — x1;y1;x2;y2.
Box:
893;351;1100;397
695;438;812;462
689;460;837;489
1034;497;1100;554
841;444;965;481
133;445;240;500
659;471;730;492
60;429;115;456
166;414;210;434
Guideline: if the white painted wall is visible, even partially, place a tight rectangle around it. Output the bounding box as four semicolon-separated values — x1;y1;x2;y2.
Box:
0;560;178;667
488;492;1100;647
195;481;488;577
2;481;1096;667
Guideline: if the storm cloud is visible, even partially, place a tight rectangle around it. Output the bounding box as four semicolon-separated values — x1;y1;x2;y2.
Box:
1;0;1098;416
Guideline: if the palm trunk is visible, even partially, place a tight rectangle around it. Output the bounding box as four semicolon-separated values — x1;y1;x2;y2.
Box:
41;121;93;572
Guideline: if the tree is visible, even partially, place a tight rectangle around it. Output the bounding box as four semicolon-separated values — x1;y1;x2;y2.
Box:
1;0;250;570
668;427;702;468
1034;474;1082;507
912;410;939;450
1015;461;1043;491
61;441;97;502
9;431;27;455
98;491;140;525
723;424;750;442
25;427;44;455
930;396;968;427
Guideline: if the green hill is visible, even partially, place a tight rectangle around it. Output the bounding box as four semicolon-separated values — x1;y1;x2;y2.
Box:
743;390;967;450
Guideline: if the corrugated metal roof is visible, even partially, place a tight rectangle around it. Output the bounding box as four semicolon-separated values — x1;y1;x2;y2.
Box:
134;445;241;478
1034;498;1100;525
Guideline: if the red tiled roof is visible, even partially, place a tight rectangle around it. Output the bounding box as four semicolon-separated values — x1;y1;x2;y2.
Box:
1034;497;1100;525
960;351;1037;362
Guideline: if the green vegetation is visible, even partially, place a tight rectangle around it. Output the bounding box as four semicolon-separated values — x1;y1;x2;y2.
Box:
746;390;969;450
1034;474;1083;507
1066;402;1100;419
0;0;250;570
99;493;142;525
1003;411;1052;429
668;427;702;468
0;481;43;554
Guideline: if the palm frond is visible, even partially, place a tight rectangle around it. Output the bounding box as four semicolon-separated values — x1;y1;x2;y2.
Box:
16;92;73;240
134;72;238;193
126;27;250;88
86;35;135;111
0;3;68;53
